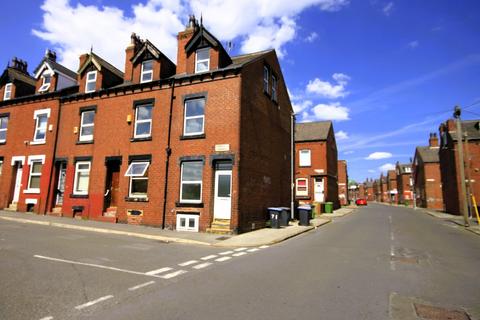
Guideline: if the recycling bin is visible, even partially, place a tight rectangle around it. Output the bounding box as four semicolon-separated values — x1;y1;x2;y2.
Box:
268;207;282;229
298;205;312;226
324;202;333;214
279;207;291;227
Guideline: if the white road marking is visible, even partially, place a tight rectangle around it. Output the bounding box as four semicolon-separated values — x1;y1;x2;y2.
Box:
128;281;156;291
232;252;247;257
75;295;113;310
259;245;270;249
161;270;187;279
193;262;212;269
145;267;173;275
39;317;53;320
178;260;198;267
233;247;247;251
390;231;395;241
34;255;157;277
200;255;218;260
219;250;234;255
390;245;396;271
215;256;232;262
247;248;260;253
390;245;395;257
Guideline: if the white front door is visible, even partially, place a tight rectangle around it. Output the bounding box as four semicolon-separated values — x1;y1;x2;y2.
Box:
55;163;67;206
13;163;23;203
214;170;232;219
314;177;324;202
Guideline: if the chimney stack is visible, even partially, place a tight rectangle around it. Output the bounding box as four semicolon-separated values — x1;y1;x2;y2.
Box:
176;15;199;75
45;49;57;62
429;132;439;147
10;57;28;74
124;32;143;82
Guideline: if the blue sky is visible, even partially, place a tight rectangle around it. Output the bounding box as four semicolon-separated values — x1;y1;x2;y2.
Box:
1;0;479;182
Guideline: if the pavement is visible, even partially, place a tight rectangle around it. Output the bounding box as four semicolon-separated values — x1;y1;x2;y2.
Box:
0;207;355;247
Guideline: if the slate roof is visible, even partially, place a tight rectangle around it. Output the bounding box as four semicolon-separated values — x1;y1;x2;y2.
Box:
33;58;77;80
450;120;480;141
1;68;36;86
416;146;439;163
397;163;412;174
295;121;332;142
78;52;124;79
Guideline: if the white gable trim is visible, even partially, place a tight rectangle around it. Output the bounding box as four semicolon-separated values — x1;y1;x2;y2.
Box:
34;62;54;79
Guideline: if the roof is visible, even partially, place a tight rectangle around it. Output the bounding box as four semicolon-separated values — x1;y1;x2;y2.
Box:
459;120;480;140
295;121;332;142
416;146;439;163
33;58;77;80
397;163;412;174
2;68;36;87
78;52;124;79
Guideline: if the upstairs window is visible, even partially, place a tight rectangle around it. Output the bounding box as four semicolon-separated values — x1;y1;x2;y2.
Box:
299;149;311;167
134;104;153;138
404;167;411;173
33;112;49;143
73;161;91;195
85;71;97;93
180;161;203;203
195;48;210;73
125;161;150;198
39;74;52;92
141;60;153;83
0;159;3;175
184;98;205;136
79;110;95;142
3;83;12;100
0;116;8;143
271;74;278;101
263;66;269;94
27;160;43;191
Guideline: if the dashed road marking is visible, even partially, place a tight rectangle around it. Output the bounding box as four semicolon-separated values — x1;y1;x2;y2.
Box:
200;254;218;260
234;247;247;251
75;295;113;310
390;245;396;271
145;267;173;276
128;281;156;291
247;248;260;253
259;245;270;249
193;262;212;269
390;231;395;241
161;270;187;279
232;252;247;257
178;260;198;267
219;250;234;255
215;256;232;262
39;317;53;320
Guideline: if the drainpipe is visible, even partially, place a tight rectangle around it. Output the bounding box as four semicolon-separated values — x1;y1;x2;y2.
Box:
44;98;62;215
290;112;295;219
161;79;175;229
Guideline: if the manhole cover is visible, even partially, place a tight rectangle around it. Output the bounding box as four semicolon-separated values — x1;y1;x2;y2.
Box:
391;256;418;264
414;303;470;320
216;236;231;241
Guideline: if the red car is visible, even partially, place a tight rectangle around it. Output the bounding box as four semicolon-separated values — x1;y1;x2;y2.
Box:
356;198;367;206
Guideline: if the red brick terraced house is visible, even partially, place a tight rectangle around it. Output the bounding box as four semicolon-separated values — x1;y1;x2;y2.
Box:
439;119;480;216
0;17;293;234
373;179;381;202
386;170;398;203
395;162;413;205
412;133;443;210
337;160;349;206
295;121;339;210
364;178;375;201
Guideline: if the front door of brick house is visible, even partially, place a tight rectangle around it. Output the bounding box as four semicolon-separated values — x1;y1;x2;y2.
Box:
314;177;324;202
104;160;121;211
55;162;67;206
213;169;232;219
12;162;23;203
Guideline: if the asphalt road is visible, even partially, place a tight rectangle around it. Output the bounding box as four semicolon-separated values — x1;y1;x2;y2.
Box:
1;204;479;320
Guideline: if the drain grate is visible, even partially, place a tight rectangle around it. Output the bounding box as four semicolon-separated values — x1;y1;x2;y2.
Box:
391;256;418;264
216;236;231;241
414;303;470;320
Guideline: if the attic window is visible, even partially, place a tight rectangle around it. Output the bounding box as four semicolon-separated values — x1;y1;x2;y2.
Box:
85;71;97;93
195;48;210;73
39;74;51;92
3;83;12;100
141;60;153;83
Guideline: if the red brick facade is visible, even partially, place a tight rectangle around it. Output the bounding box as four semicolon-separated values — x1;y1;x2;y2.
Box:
395;162;413;205
337;160;348;206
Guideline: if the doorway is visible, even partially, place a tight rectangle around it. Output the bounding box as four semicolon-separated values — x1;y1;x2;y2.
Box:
104;158;121;211
213;161;232;220
11;162;23;204
55;162;67;206
314;177;325;202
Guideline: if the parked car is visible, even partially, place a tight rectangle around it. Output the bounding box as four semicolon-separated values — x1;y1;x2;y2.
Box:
356;198;367;206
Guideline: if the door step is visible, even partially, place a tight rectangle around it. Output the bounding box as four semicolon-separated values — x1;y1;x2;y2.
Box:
103;206;117;218
5;203;18;211
207;219;233;235
49;207;63;217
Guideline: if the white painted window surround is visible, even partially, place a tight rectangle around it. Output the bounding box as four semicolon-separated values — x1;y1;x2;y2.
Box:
32;109;51;144
141;60;153;83
73;161;91;195
296;178;308;196
299;150;311;167
3;83;12;100
125;161;150;198
23;155;46;194
10;156;25;166
195;48;210;73
85;71;97;93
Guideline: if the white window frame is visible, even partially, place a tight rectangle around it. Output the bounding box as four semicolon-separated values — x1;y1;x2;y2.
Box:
38;74;52;92
271;74;278;101
140;60;153;83
176;213;199;232
27;160;42;192
195;48;210;73
23;155;45;194
183;98;205;136
404;167;412;173
263;66;269;93
73;161;91;195
296;178;308;196
85;71;97;93
4;83;12;100
125;161;150;198
134;105;153;139
79;110;95;142
0;159;3;175
0;115;8;143
299;149;311;167
180;161;203;203
32;109;50;143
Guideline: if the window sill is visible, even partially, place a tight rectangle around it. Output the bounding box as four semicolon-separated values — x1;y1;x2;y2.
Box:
23;189;40;194
125;197;149;202
295;196;311;200
298;165;311;168
0;141;5;145
76;140;94;145
30;141;46;145
70;194;89;199
175;202;204;208
130;137;152;142
180;134;205;140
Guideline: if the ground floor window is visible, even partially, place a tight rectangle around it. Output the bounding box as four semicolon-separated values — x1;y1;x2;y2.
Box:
176;213;199;232
296;178;308;196
180;161;203;203
27;160;42;191
125;161;150;198
74;161;91;195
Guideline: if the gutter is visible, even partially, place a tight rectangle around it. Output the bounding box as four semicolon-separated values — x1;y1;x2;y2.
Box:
161;79;175;229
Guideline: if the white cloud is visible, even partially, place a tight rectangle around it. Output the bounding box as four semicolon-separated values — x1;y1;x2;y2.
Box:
368;169;376;173
383;2;394;16
305;32;318;43
33;0;349;70
311;102;350;121
408;40;419;49
365;152;393;160
306;73;351;99
379;163;395;172
335;130;349;140
292;99;313;114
